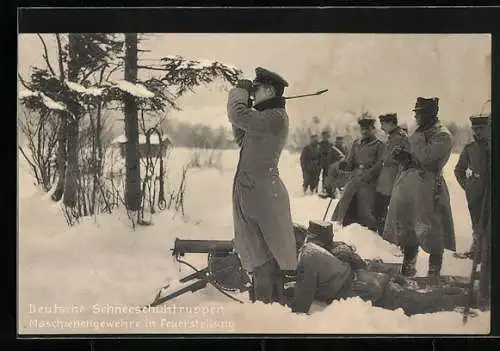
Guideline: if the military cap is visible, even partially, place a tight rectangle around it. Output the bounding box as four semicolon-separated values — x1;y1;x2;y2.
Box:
357;117;376;128
306;220;334;247
412;97;439;114
470;114;490;126
335;136;344;141
379;113;398;124
321;129;331;136
253;67;289;88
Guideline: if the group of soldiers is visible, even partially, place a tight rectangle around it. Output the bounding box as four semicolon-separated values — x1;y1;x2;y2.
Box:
227;67;490;315
299;132;347;195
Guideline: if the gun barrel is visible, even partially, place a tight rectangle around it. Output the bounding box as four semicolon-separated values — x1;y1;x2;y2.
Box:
173;238;234;255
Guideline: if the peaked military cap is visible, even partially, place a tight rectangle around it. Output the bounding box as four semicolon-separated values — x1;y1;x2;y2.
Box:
379;113;398;123
321;129;331;136
307;220;334;246
412;97;439;112
470;114;490;126
253;67;289;88
357;116;376;128
335;136;344;141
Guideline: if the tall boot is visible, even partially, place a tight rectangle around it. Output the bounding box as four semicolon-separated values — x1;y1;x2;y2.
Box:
401;245;418;277
428;253;443;277
252;259;278;304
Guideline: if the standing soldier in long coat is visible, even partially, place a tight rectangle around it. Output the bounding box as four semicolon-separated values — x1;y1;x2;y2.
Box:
374;113;410;235
383;97;456;277
300;134;322;194
331;117;385;232
228;67;297;304
453;115;491;260
319;130;333;192
453;114;490;308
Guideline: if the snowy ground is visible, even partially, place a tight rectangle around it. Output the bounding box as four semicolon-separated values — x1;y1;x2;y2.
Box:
18;147;490;334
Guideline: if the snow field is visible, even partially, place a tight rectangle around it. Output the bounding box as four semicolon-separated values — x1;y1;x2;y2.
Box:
18;148;489;334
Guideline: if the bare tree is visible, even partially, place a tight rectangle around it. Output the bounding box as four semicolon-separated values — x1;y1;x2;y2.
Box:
18;108;59;191
62;33;81;208
51;34;68;202
123;33;141;211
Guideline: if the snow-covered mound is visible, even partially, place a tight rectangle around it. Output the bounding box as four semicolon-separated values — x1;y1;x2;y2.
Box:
17;148;489;334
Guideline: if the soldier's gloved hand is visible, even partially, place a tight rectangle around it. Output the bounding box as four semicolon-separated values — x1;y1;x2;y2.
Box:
236;79;254;93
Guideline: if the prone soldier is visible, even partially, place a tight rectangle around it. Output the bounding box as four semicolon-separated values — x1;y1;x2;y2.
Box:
290;220;471;315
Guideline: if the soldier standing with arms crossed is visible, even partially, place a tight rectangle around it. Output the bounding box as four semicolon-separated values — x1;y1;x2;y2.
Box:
228;67;297;304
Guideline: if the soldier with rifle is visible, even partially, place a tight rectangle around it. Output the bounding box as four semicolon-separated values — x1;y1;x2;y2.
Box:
228;67;297;305
291;220;473;315
383;97;456;278
374;113;410;236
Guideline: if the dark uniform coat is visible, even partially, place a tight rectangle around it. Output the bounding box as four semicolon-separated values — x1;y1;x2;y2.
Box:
319;140;334;170
478;163;491;301
335;142;348;157
300;142;321;188
383;122;456;254
454;140;490;233
376;127;410;196
292;242;352;313
331;136;385;230
228;88;297;272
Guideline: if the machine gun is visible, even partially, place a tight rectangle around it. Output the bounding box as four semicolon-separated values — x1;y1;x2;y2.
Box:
144;238;254;308
144;237;299;309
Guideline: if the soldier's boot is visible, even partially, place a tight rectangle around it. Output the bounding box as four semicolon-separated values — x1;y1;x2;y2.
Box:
252;259;279;304
272;271;286;305
427;253;443;278
401;245;418;277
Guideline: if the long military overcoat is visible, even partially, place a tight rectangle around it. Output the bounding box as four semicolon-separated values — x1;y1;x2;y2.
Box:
454;140;490;232
375;127;410;196
227;88;297;272
331;137;384;229
382;122;456;254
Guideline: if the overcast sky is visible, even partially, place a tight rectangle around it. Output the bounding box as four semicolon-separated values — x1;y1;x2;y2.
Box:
18;33;491;129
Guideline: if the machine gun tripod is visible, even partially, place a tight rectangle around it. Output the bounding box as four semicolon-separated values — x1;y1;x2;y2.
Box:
144;239;253;309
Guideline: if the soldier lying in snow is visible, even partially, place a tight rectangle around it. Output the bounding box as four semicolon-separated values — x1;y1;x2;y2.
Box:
288;220;473;315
